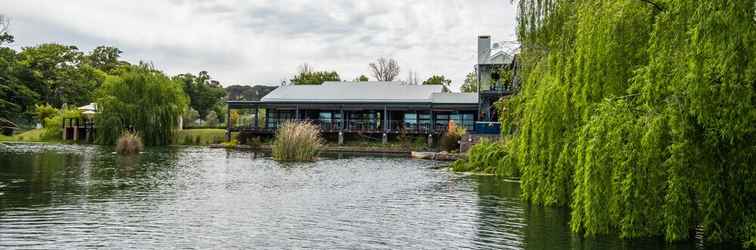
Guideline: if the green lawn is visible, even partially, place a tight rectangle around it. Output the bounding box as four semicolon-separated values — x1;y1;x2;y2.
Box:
0;129;50;142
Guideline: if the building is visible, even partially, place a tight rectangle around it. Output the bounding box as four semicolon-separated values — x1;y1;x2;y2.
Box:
226;36;518;143
226;81;481;142
476;35;518;122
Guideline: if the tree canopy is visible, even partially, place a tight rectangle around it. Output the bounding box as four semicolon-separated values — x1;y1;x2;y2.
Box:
290;63;340;85
460;71;477;93
497;0;756;246
422;75;451;92
173;71;226;118
96;64;187;146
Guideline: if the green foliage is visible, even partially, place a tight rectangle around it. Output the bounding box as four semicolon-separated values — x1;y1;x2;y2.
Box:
173;71;226;118
17;44;105;107
422;75;451;92
355;75;369;81
272;121;322;162
506;0;756;245
34;103;57;125
41;115;62;140
451;139;517;176
85;46;127;74
291;69;340;85
460;71;477;93
95;64;187;146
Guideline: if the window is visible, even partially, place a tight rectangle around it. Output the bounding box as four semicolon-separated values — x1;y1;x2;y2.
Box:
403;113;417;130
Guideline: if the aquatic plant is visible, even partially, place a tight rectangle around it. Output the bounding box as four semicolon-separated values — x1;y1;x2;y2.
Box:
115;131;143;155
272;121;322;162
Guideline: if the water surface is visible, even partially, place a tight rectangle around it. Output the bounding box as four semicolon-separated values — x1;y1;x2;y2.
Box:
0;144;720;249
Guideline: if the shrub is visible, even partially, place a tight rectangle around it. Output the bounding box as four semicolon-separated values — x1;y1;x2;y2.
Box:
450;139;517;176
222;139;238;149
115;131;143;155
34;104;57;127
440;120;466;152
41;115;62;140
272;121;322;162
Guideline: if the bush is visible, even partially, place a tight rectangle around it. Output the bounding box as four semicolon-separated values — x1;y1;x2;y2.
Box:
115;131;143;155
272;121;322;162
440;120;466;152
450;139;517;176
41;115;62;140
34;104;57;127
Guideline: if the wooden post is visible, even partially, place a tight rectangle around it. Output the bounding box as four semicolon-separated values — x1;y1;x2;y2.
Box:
295;105;299;121
226;105;232;142
73;119;79;142
62;118;67;141
383;105;388;133
254;105;259;128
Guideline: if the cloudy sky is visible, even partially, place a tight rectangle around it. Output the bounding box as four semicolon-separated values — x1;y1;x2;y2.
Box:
2;0;517;90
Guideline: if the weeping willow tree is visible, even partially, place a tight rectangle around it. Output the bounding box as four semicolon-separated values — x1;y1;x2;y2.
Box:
505;0;756;246
95;64;187;146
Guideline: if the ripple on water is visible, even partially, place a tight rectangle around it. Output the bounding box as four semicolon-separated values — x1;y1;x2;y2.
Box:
0;144;723;249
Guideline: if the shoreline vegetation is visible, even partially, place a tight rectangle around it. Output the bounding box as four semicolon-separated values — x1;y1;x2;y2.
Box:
452;0;755;247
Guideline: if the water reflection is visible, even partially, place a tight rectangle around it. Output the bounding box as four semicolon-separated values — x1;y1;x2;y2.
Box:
0;144;743;249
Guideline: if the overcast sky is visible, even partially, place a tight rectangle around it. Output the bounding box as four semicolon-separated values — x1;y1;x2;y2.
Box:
2;0;517;91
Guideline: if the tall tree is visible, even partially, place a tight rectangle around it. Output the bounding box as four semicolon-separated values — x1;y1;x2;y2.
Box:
173;71;226;119
96;64;187;146
369;57;400;81
0;17;36;120
0;15;13;46
16;44;104;107
422;74;451;92
290;63;340;85
86;46;127;73
460;71;478;92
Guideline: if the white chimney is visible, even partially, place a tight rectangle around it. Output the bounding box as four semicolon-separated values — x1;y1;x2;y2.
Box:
478;35;491;65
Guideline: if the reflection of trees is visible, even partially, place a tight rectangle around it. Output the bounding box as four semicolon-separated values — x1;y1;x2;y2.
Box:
0;146;181;209
472;175;527;248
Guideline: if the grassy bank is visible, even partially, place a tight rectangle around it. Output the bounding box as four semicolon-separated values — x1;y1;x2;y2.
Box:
0;129;51;142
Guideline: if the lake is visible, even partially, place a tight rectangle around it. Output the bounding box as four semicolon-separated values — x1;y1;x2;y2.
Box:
0;144;716;249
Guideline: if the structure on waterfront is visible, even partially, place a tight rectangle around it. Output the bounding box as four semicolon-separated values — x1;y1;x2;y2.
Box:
476;35;518;122
227;81;479;143
226;35;518;144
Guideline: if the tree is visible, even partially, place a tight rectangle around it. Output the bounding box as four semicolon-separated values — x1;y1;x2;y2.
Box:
460;71;478;92
205;111;218;128
95;64;187;146
173;71;226;119
86;46;127;73
422;75;451;92
16;44;104;107
0;15;13;46
369;57;400;81
290;63;340;85
354;75;369;81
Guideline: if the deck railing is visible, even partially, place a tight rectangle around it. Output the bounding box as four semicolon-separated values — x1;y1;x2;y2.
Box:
233;119;456;134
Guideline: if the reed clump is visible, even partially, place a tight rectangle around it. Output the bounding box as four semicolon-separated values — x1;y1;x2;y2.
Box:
272;121;322;162
115;131;143;155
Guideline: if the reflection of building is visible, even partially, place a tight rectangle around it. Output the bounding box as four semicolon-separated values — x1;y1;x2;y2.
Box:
476;35;518;122
226;81;480;144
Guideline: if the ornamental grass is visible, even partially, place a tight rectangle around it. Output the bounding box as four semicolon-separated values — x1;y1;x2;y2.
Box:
115;131;143;155
272;121;322;162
